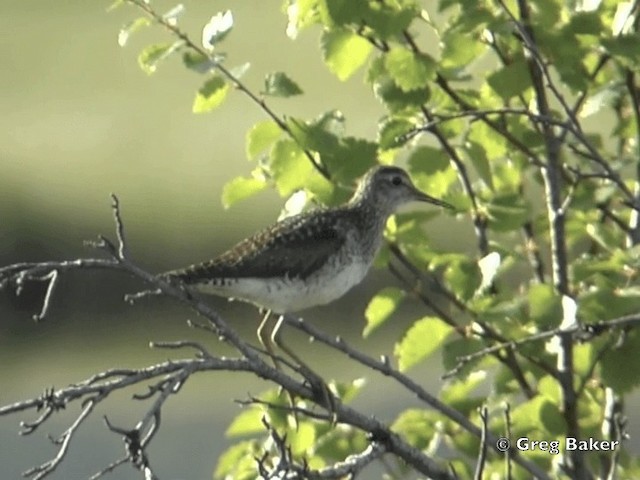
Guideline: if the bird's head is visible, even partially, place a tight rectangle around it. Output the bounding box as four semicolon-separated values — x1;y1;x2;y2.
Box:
352;165;454;215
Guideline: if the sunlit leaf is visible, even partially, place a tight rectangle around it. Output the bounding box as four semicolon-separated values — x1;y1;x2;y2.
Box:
192;76;229;113
332;378;366;404
384;48;436;92
138;41;183;75
246;120;282;159
214;440;259;479
395;317;453;372
202;10;234;50
580;85;619;118
320;28;373;81
225;407;264;436
221;176;267;208
118;17;150;47
363;287;405;337
289;422;316;455
269;139;314;196
477;251;500;294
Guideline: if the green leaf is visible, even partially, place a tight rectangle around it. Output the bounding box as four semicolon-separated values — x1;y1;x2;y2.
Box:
486;193;530;232
394;317;453;372
182;51;216;73
225;407;264;436
442;337;487;376
444;257;481;301
369;56;431;113
440;30;487;70
263;72;303;97
384;48;436;92
464;141;493;189
565;11;603;35
138;42;182;75
363;287;406;337
221;176;267;208
441;372;487;413
407;146;456;198
322;136;378;183
285;115;340;154
289;421;316;455
467;121;507;160
510;397;565;437
602;32;640;69
286;0;320;38
315;427;368;461
320;28;373;81
377;117;415;150
486;60;531;101
192;76;230;113
283;113;376;185
319;0;418;38
528;284;562;328
601;329;640;394
202;10;234;50
214;440;259;479
269;139;314;196
332;378;366;404
246;120;282;159
391;409;436;449
118;17;151;47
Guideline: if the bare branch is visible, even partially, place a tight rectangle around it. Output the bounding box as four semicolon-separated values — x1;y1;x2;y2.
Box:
110;193;128;259
23;399;97;480
282;315;549;479
473;407;489;480
31;269;59;322
503;403;513;480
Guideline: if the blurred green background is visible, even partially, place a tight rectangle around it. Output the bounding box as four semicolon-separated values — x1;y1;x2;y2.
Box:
0;1;454;478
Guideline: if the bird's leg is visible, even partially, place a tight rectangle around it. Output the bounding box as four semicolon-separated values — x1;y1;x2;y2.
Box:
257;310;299;428
271;315;337;421
257;310;282;370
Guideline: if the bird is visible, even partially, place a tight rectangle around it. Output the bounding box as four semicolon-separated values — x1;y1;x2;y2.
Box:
165;165;453;375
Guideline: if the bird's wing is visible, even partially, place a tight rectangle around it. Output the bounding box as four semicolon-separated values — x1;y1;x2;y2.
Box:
167;211;347;282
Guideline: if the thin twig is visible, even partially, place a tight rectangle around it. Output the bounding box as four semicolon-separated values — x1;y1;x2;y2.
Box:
474;407;489;480
32;270;59;322
504;403;513;480
125;0;331;180
283;315;549;479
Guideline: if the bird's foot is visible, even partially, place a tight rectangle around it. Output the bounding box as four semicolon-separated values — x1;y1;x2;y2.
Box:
297;364;338;424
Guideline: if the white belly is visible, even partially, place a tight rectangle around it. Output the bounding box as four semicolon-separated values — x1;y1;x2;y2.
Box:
194;259;371;313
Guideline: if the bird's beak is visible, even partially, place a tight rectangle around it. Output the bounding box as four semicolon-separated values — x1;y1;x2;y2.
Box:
413;189;455;210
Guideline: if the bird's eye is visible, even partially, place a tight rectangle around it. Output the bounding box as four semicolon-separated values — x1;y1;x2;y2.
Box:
391;176;402;186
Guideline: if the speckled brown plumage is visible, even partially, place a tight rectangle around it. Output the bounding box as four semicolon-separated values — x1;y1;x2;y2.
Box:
164;165;452;313
168;210;348;282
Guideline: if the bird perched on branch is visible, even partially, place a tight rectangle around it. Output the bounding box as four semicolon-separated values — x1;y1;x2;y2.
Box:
165;165;453;375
